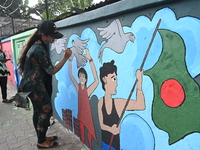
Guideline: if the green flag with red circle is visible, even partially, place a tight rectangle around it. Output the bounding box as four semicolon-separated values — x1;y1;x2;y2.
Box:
144;29;200;145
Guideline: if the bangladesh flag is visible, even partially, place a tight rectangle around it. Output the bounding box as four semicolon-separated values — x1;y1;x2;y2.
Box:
144;29;200;145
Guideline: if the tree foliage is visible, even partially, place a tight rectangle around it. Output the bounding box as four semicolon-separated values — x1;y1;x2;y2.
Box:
0;0;93;20
38;0;93;20
0;0;23;18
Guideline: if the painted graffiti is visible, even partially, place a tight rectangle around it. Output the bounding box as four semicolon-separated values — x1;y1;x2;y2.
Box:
50;7;200;150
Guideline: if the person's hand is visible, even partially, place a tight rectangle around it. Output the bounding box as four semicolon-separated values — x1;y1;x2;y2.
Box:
136;69;143;80
68;55;73;69
111;124;120;135
84;48;91;60
64;48;72;60
69;55;73;62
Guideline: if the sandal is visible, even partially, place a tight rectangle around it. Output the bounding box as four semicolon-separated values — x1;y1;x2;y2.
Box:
2;100;10;103
46;136;58;141
37;141;58;149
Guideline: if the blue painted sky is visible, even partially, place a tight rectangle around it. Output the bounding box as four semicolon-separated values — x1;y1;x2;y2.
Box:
54;7;200;150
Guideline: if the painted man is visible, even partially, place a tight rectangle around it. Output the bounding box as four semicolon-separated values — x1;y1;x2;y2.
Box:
98;60;145;150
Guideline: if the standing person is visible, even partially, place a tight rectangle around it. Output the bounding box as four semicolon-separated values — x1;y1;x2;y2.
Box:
10;20;72;149
0;44;10;103
98;60;145;150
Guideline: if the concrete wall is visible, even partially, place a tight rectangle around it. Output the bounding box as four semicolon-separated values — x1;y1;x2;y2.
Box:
50;0;200;149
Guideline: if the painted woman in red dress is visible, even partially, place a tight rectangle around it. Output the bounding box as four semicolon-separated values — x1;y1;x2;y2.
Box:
69;48;98;150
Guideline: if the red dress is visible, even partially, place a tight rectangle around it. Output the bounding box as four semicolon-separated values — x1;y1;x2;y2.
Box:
78;84;97;142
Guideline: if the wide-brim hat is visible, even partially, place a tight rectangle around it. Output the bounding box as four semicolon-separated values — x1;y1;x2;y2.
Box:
37;20;63;39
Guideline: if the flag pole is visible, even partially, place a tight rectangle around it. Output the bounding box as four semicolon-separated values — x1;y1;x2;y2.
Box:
108;19;162;150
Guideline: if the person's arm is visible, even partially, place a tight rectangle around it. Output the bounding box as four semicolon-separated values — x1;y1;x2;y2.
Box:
135;69;145;110
125;69;145;110
50;48;72;75
0;51;10;63
0;59;10;63
84;49;99;96
115;69;145;116
68;57;79;91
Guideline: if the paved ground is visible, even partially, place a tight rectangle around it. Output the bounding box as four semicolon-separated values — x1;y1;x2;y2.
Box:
0;82;89;150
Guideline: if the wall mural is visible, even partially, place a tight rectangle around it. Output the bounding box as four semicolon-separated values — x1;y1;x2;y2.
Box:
50;7;200;150
1;41;15;86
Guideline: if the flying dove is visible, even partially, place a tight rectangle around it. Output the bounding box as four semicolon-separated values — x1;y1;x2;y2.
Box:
50;38;67;54
71;38;89;68
97;19;135;63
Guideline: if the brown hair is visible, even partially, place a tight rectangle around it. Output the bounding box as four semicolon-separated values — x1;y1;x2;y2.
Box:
18;30;47;75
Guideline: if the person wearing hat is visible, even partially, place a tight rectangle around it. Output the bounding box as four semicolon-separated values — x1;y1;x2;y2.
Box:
11;20;72;149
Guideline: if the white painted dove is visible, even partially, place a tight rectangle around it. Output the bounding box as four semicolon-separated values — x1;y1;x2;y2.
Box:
71;38;89;68
97;19;135;63
50;38;67;54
